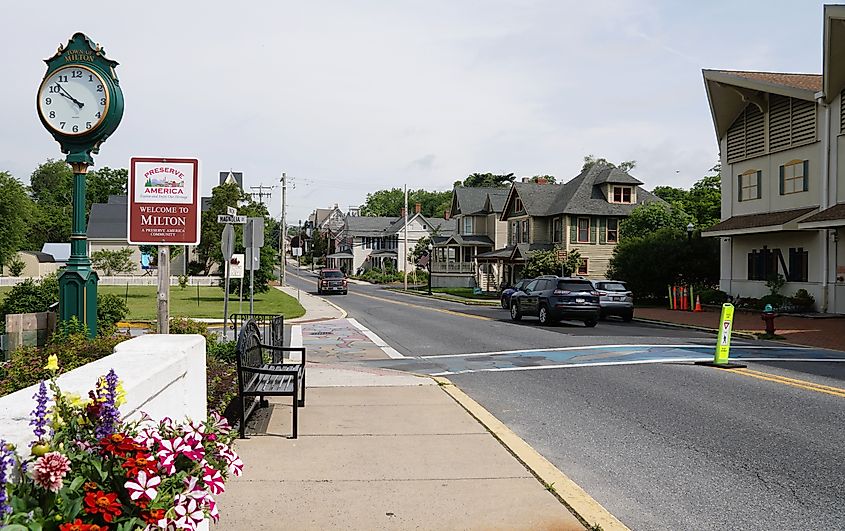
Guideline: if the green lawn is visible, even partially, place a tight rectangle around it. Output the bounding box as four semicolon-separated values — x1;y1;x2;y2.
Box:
430;287;499;300
0;285;306;322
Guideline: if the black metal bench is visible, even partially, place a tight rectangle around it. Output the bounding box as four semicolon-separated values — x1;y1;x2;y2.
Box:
234;319;306;439
230;313;284;346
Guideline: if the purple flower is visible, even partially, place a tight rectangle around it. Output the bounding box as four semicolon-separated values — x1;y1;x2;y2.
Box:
30;381;50;445
0;441;13;517
95;370;121;440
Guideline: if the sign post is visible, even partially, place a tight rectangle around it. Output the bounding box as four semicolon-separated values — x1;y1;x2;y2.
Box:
128;157;200;333
696;303;746;369
221;223;235;326
244;217;264;314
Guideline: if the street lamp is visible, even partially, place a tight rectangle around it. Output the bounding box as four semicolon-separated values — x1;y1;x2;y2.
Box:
427;242;434;295
686;222;694;242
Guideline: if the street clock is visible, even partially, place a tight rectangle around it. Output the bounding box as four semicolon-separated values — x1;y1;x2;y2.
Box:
36;32;124;165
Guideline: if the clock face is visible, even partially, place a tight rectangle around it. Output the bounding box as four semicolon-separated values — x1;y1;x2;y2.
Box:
37;65;109;136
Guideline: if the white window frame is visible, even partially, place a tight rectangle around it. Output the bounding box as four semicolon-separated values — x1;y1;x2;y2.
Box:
782;160;806;195
740;170;760;201
606;218;618;243
577;217;590;243
463;216;473;235
612;186;632;204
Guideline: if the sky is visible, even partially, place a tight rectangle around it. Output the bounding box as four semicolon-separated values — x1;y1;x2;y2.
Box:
0;0;831;224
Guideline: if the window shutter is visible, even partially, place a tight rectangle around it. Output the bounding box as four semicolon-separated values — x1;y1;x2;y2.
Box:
570;216;577;243
589;218;597;244
756;171;762;199
779;165;784;195
802;160;809;191
737;174;743;202
598;218;606;244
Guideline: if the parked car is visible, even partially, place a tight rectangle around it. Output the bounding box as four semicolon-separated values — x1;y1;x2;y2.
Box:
509;277;600;327
317;268;348;295
589;279;634;321
500;278;533;309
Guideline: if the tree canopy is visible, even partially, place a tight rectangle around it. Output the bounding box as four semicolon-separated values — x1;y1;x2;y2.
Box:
581;155;636;173
523;249;582;278
454;172;516;188
359;188;452;218
651;171;721;228
619;201;692;240
0;172;33;269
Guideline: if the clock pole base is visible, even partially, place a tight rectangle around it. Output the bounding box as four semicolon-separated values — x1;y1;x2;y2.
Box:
58;267;99;338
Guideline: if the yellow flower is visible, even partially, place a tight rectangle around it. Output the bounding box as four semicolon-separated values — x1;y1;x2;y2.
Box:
45;354;59;372
115;381;127;407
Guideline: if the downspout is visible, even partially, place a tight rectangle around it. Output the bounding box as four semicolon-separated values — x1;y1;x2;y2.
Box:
816;91;831;312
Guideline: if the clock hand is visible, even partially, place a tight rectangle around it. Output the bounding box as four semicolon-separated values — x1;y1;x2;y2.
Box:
55;83;84;109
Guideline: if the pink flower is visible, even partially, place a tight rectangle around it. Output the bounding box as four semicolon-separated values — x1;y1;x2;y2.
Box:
125;470;161;501
181;438;205;462
209;412;230;432
135;426;161;448
32;451;71;492
183;421;206;444
156;436;186;475
203;465;225;495
207;498;219;523
173;494;205;528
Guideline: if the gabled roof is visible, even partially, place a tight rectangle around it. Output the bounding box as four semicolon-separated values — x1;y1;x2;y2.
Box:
451;187;510;216
344;216;397;236
501;164;660;220
716;71;822;92
87;202;127;240
442;234;494;246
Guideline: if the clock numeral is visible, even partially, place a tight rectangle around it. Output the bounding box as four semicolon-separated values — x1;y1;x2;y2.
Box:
100;98;106;105
49;86;60;94
57;75;68;83
49;111;55;118
72;70;82;78
72;125;79;133
45;98;52;105
89;74;94;82
97;85;104;92
86;122;92;130
60;122;66;129
96;112;101;119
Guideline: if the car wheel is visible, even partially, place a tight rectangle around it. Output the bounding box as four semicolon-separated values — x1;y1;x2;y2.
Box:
622;311;633;322
342;291;348;295
501;296;509;309
317;288;322;295
538;305;551;326
510;302;522;321
584;319;598;328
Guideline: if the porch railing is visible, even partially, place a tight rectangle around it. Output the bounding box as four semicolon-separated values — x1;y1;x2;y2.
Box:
431;262;475;274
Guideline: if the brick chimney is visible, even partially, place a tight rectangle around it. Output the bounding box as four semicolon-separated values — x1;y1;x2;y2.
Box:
415;202;422;214
444;208;451;220
536;177;548;185
521;177;530;183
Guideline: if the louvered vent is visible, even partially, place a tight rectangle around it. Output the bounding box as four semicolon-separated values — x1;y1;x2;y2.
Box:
726;104;765;163
769;94;816;152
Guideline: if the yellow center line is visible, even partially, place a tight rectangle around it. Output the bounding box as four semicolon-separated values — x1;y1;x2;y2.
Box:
732;368;845;398
286;270;494;321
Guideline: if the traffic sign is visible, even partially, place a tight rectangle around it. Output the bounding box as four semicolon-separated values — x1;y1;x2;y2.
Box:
244;217;265;248
292;247;302;257
221;224;235;261
556;249;567;262
245;247;261;271
217;215;247;224
227;206;238;216
714;303;735;364
229;254;244;279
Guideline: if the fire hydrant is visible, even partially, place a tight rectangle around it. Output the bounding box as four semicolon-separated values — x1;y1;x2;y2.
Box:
761;304;778;335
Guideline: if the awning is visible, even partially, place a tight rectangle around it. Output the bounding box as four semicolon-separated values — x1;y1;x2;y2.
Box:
326;252;353;259
797;203;845;229
701;207;817;237
476;247;515;260
369;250;398;258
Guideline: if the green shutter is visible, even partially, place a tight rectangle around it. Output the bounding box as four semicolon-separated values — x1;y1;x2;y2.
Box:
598;217;606;244
779;165;785;195
737;174;743;202
570;216;577;243
756;171;762;199
589;218;597;244
803;160;809;191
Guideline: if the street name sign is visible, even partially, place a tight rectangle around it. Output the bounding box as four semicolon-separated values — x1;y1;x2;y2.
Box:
227;206;237;216
128;157;200;245
217;215;247;224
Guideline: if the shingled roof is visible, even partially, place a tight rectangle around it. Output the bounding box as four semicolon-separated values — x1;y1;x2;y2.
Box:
87;202;128;240
717;70;822;92
344;216;398;236
702;207;817;236
452;187;510;215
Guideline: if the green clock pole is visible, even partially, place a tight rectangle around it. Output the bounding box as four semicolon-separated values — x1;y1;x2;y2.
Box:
59;159;99;337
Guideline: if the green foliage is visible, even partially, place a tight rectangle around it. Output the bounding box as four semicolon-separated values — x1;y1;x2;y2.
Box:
178;274;189;289
529;174;556;183
26;159;73;250
91;247;135;276
169;317;218;345
766;274;786;296
619;201;692;240
454;172;516;188
650;172;721;229
208;339;237;363
7;255;25;277
652;186;687;203
410;236;432;264
55;316;87;340
697;287;729;305
522;249;582;278
607;228;720;299
97;293;129;334
359;188;453;218
581;155;636;173
356;268;405;284
791;288;815;311
0;274;59;317
0;172;33;267
168;317;237;412
86;166;128;208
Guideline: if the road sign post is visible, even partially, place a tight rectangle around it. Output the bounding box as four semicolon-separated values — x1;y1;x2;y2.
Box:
221;223;235;325
245;217;264;314
695;302;746;369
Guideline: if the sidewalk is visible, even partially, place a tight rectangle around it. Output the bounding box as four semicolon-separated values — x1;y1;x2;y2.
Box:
635;306;845;351
276;285;346;323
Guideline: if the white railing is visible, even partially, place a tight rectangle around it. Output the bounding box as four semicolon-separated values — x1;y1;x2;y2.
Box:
431;262;475;274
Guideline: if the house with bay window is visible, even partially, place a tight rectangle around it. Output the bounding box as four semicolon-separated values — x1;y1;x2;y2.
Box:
701;5;845;314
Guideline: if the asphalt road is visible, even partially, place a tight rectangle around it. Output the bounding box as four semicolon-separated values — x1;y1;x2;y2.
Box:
284;266;845;530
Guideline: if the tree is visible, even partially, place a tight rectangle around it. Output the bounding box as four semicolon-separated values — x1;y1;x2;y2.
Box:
522;249;582;278
0;172;33;269
359;188;452;217
455;172;515;188
581;155;636;173
530;175;557;184
651;172;721;229
26;160;73;250
652;186;688;204
91;248;135;276
8;256;25;277
410;236;432;265
619;201;692;240
607;227;719;299
87;166;128;208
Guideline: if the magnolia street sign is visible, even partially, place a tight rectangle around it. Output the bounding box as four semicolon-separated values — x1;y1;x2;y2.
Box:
217;215;247;224
128;157;200;245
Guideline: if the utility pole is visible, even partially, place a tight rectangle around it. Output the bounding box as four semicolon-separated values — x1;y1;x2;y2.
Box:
249;184;274;205
403;185;408;291
279;172;287;286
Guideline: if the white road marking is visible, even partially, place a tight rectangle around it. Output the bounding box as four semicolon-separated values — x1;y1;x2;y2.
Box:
430;357;845;376
288;325;303;361
347;318;405;359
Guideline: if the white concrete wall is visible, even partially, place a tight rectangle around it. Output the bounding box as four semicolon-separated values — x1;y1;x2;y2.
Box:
0;334;206;451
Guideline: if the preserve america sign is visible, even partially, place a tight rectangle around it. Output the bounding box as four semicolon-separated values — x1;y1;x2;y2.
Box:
128;157;200;245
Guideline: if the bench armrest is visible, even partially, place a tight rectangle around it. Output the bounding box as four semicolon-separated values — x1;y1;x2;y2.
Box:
259;344;306;366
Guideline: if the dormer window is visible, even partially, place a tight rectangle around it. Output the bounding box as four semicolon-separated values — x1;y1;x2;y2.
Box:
514;197;524;212
612;186;632;203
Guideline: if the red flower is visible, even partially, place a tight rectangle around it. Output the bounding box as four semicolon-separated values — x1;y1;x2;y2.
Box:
84;490;123;523
141;508;165;524
99;433;138;457
83;481;100;492
121;452;156;477
59;519;109;531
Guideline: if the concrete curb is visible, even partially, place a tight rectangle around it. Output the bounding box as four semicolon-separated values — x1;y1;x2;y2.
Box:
386;287;500;307
633;317;758;340
433;376;630;531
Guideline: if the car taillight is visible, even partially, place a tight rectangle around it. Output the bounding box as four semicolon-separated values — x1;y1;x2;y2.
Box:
590;291;600;296
553;290;571;295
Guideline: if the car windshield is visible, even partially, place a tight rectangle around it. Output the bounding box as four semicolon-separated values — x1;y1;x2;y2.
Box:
556;281;593;292
598;282;627;291
322;271;344;278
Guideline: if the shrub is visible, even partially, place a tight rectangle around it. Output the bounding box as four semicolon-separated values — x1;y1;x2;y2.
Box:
735;297;763;311
178;274;190;289
765;274;786;296
169;317;218;345
760;294;787;310
208;339;237;363
7;255;25;276
789;289;815;311
0;274;59;317
187;260;205;276
97;292;129;335
697;287;729;305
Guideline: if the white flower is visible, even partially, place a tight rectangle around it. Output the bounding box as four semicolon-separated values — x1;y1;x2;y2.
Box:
125;470;161;501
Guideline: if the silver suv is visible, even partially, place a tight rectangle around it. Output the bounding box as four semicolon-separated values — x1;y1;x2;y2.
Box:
589;279;634;322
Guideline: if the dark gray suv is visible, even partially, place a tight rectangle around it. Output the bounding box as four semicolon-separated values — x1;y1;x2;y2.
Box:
509;277;600;327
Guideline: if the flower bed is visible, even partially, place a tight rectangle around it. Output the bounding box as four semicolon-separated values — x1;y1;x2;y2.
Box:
0;355;242;530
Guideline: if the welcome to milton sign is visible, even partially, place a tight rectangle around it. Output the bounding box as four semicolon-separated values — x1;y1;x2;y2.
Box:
127;157;200;245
